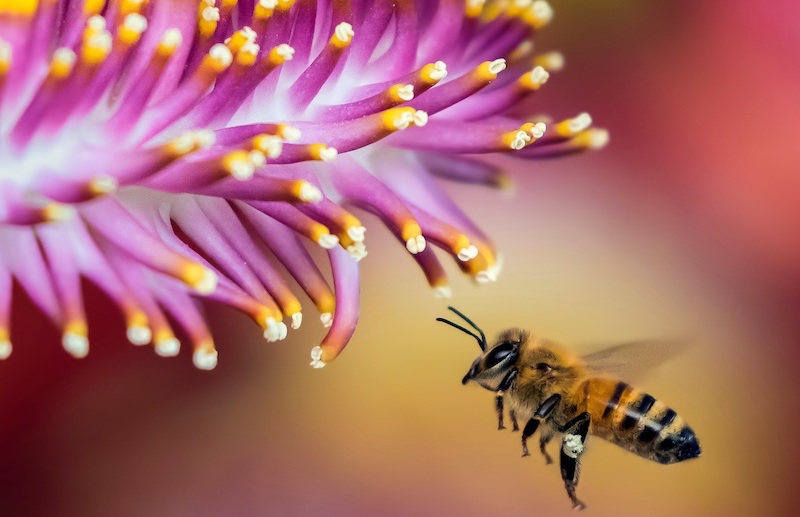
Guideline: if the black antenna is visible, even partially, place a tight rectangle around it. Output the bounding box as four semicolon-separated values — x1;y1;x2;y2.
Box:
436;306;487;351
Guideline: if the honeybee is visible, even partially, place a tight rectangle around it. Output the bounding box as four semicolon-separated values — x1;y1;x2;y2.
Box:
437;307;701;510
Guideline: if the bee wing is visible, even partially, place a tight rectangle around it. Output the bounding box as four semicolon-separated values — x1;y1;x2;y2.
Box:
582;340;691;381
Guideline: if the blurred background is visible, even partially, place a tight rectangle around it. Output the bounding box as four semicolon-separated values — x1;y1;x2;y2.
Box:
1;1;798;515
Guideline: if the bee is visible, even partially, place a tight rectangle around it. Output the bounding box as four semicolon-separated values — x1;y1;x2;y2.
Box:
437;307;701;510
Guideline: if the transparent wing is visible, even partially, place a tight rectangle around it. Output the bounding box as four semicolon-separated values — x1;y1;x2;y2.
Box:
582;340;691;381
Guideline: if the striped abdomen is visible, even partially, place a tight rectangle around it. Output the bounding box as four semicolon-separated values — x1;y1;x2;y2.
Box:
579;378;701;464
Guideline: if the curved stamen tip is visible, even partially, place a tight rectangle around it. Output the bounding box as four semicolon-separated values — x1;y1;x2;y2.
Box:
317;233;340;249
413;110;428;127
309;346;326;368
0;340;11;360
127;325;152;346
63;333;89;359
458;244;479;262
43;203;76;222
488;58;507;75
272;43;295;63
89;176;119;195
433;285;453;299
534;51;564;72
529;121;547;139
346;241;368;261
192;267;219;294
297;181;323;202
582;128;610;149
318;146;338;162
508;129;531;150
333;22;355;47
155;337;181;357
475;269;499;283
396;84;414;101
530;1;554;28
279;125;301;142
193;349;218;370
530;66;549;87
406;235;426;254
320;313;333;328
347;225;366;242
263;318;288;342
291;312;303;330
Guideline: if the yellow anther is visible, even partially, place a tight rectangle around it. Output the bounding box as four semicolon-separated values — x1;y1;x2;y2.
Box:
117;13;148;46
291;180;323;203
388;83;414;102
276;124;300;142
523;0;554;29
42;203;75;222
0;40;11;75
420;61;448;84
181;263;218;294
157;28;183;57
308;143;338;162
226;27;256;54
81;31;112;66
266;43;294;66
65;320;89;339
222;150;256;180
88;176;118;196
571;128;610;150
201;43;233;73
254;0;278;20
465;0;486;18
555;113;592;138
197;0;220;38
533;51;565;72
381;107;417;131
235;43;260;66
521;121;547;140
83;0;105;16
275;0;295;12
49;48;77;79
518;66;549;90
0;0;39;16
251;134;282;158
329;22;354;49
120;0;145;16
502;128;531;150
475;59;506;82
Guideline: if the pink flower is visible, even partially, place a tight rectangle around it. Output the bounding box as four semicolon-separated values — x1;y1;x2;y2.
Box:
0;0;606;369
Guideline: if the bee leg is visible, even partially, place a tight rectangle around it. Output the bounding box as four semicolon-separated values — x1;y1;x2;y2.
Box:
510;409;520;432
521;394;561;457
559;412;591;511
495;369;518;430
539;429;555;465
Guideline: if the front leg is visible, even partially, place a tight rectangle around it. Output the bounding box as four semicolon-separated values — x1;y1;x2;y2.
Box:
559;412;591;510
521;394;561;456
494;369;517;430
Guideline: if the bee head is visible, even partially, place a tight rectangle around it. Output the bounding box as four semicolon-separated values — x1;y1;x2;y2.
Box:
436;307;524;391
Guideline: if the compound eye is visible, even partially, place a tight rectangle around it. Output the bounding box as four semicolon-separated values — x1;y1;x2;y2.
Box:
535;362;552;374
486;342;516;368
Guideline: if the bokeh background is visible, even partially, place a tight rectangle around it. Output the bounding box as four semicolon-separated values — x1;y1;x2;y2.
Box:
1;1;799;515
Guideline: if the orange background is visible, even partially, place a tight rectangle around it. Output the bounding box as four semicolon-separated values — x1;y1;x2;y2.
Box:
1;1;798;515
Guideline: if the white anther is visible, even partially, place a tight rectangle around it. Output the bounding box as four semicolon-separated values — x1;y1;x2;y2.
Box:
318;146;338;162
275;43;295;61
123;13;148;33
586;128;610;149
241;26;257;43
405;235;426;254
346;241;368;261
433;286;453;299
53;48;77;67
320;313;333;328
530;66;549;86
531;1;554;23
240;41;260;57
257;136;282;158
397;84;414;101
248;150;266;168
229;158;255;180
563;433;584;458
334;22;354;43
430;61;448;81
0;39;11;63
475;268;498;283
87;15;106;31
155;337;180;357
193;349;218;370
529;121;547;139
298;182;323;202
317;233;339;249
393;111;414;130
537;51;564;71
193;268;218;295
87;31;113;52
488;58;507;75
45;204;76;221
259;0;278;7
509;130;531;150
193;130;216;148
413;110;428;127
209;43;233;67
457;245;479;262
91;176;118;194
281;125;301;142
162;28;183;49
202;6;220;22
291;312;303;330
0;340;11;360
514;0;532;7
347;225;366;242
127;325;152;346
263;319;288;342
570;112;592;133
310;346;326;368
63;333;89;359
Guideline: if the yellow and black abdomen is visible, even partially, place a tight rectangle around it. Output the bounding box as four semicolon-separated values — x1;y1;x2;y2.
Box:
579;378;701;464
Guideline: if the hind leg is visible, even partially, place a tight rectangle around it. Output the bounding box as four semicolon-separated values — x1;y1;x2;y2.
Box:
539;428;555;465
559;412;591;510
